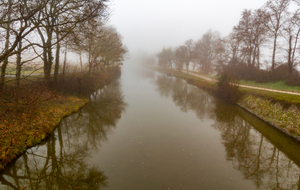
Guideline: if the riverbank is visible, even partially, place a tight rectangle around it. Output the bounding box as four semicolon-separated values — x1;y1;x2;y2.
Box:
149;66;300;142
238;94;300;141
0;68;121;170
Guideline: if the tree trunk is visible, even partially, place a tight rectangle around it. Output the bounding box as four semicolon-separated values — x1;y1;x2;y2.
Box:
88;51;92;75
54;33;60;83
288;35;293;75
271;34;278;72
16;39;22;88
62;45;67;82
257;46;260;70
186;62;189;73
252;45;257;67
248;44;253;67
291;29;300;75
79;50;83;72
0;59;8;91
0;4;11;90
44;29;53;84
44;47;52;83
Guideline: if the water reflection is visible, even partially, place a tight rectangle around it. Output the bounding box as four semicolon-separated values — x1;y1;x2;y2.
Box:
213;104;300;190
155;74;214;120
154;73;300;189
0;79;127;189
2;69;300;189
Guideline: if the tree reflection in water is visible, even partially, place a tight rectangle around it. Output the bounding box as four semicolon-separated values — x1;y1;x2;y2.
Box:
155;74;214;120
0;79;127;190
155;73;300;190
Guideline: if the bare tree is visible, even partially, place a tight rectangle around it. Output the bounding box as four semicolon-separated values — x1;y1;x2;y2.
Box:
30;0;109;82
251;9;270;69
194;30;221;74
265;0;290;72
0;0;47;63
184;39;194;73
70;21;127;74
223;32;243;68
174;45;188;73
157;47;173;69
233;9;255;66
283;9;300;75
0;0;47;89
97;26;128;69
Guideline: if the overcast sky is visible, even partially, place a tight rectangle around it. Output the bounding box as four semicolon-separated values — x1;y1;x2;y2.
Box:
108;0;268;54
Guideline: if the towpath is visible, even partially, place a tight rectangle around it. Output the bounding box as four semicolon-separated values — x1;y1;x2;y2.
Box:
182;70;300;96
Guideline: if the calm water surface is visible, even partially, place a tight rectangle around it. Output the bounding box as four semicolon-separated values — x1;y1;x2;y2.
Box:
1;64;300;190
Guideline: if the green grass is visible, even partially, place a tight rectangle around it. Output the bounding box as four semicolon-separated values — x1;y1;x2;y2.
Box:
240;87;300;105
149;66;300;105
190;70;300;93
239;80;300;93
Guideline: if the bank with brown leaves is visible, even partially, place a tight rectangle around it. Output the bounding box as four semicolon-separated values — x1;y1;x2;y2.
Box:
0;68;121;171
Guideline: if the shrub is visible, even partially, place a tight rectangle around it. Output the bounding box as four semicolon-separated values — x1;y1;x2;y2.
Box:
286;70;300;86
216;72;241;103
223;64;290;83
52;69;121;96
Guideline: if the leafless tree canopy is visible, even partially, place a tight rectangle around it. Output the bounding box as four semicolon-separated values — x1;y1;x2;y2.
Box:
157;0;300;84
0;0;127;89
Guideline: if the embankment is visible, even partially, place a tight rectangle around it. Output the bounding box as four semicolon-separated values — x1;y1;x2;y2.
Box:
238;94;300;142
0;68;121;171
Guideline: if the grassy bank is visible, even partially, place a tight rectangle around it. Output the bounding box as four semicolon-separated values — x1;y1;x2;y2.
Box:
238;94;300;139
190;70;300;94
0;68;121;170
150;66;300;140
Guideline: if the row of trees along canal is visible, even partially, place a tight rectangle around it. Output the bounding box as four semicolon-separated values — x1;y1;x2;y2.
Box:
0;0;128;90
156;0;300;85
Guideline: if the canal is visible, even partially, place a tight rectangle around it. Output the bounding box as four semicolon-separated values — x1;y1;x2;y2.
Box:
1;64;300;189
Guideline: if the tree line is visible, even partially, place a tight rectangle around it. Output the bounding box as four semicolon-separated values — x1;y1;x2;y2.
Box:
0;0;127;90
157;0;300;84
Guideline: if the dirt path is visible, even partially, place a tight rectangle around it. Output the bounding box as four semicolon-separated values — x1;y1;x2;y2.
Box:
183;70;300;96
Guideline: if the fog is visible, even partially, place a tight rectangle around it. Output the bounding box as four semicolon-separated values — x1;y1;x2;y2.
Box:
108;0;267;54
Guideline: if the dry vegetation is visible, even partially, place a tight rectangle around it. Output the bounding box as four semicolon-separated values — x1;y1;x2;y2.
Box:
0;68;121;170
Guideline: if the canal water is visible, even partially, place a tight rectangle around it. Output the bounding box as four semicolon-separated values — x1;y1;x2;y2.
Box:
1;64;300;190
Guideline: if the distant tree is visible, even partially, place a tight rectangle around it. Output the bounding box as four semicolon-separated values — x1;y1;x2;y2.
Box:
98;26;128;69
184;39;194;73
71;22;127;73
194;30;221;74
233;9;255;66
174;45;188;73
157;47;173;69
214;38;227;72
143;54;156;65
